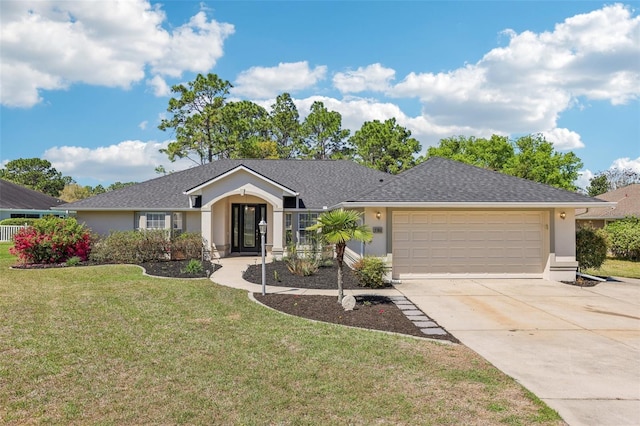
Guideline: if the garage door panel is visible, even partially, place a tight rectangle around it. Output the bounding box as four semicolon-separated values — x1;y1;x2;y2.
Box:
393;211;545;277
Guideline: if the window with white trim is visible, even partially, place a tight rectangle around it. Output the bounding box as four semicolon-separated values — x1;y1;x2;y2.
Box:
285;213;293;245
298;212;318;245
146;213;166;229
172;212;183;231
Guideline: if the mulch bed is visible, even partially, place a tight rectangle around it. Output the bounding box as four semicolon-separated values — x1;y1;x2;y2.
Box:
12;259;220;279
254;293;456;341
561;276;603;287
139;260;221;279
243;260;391;289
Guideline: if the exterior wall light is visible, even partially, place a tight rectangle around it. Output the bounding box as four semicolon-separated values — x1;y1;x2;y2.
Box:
560;211;566;220
376;211;382;220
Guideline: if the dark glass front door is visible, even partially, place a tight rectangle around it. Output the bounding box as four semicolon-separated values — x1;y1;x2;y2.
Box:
232;204;266;253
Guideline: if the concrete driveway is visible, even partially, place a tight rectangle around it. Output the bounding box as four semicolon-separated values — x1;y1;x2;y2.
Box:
395;278;640;426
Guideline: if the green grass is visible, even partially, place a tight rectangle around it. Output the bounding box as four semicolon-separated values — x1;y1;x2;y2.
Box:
0;242;563;425
586;257;640;279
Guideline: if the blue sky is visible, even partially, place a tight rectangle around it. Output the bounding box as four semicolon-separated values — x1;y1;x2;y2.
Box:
1;1;638;190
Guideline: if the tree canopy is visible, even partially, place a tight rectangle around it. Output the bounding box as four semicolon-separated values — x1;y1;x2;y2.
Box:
586;168;640;196
0;158;73;197
158;73;232;164
427;134;583;191
350;118;422;174
301;101;351;159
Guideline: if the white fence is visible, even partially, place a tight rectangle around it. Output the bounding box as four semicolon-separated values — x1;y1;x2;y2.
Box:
0;225;26;242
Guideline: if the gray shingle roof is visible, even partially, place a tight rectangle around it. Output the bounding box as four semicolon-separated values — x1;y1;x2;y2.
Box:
0;179;66;210
345;157;608;204
61;157;608;211
61;159;390;210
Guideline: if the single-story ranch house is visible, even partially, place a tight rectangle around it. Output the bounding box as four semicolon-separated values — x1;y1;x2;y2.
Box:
60;157;614;282
0;179;67;221
576;183;639;228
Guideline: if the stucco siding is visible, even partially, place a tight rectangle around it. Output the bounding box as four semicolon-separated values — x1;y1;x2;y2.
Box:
76;211;135;235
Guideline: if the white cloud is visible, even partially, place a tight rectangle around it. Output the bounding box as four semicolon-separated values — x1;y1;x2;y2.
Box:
576;156;640;191
611;156;640;172
576;169;594;191
232;61;327;99
43;140;194;183
146;75;171;97
138;121;148;130
0;1;233;107
333;63;395;94
391;3;639;136
541;128;585;150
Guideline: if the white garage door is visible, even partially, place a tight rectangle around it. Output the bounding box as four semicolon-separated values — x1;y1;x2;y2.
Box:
392;211;546;278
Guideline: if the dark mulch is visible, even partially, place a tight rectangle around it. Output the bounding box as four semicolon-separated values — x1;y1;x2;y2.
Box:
138;260;221;279
254;293;457;342
561;276;602;287
243;260;391;289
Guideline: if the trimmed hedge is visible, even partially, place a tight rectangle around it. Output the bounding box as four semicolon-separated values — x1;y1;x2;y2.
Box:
89;230;205;264
0;218;39;226
576;226;608;271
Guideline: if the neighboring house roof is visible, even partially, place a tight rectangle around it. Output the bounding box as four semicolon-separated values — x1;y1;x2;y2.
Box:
575;183;640;220
60;157;611;211
60;159;390;211
0;179;66;210
341;157;610;207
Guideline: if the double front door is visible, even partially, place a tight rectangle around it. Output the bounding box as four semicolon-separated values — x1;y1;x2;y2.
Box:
231;204;267;253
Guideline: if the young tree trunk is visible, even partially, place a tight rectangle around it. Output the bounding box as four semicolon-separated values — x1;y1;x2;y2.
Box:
337;262;343;303
336;243;345;303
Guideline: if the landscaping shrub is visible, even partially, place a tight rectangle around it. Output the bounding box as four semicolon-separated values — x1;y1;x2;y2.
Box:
605;217;640;261
182;259;204;275
284;246;319;276
89;230;205;264
352;256;387;288
576;226;608;271
0;218;39;226
172;232;205;260
10;217;92;264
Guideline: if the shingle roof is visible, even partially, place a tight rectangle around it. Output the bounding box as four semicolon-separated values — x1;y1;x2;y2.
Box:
0;179;66;210
61;157;609;211
344;157;608;204
61;159;390;210
576;184;640;219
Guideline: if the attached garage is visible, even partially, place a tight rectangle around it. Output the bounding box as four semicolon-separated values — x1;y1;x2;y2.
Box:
392;211;547;278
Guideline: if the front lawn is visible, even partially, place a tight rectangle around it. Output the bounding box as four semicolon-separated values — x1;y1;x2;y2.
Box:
586;257;640;279
0;243;562;424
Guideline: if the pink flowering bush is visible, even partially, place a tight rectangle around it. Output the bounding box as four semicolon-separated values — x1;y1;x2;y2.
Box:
10;217;92;265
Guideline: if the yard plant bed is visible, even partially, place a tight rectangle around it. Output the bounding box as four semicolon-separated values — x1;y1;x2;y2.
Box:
139;259;220;279
243;259;390;289
255;293;458;342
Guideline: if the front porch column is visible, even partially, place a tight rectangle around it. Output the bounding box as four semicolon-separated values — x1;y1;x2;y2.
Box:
272;208;284;259
201;209;213;254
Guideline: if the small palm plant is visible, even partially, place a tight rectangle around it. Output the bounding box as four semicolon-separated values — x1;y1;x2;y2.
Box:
307;209;373;303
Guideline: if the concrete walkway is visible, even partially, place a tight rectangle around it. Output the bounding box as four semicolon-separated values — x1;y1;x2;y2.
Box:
396;278;640;426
